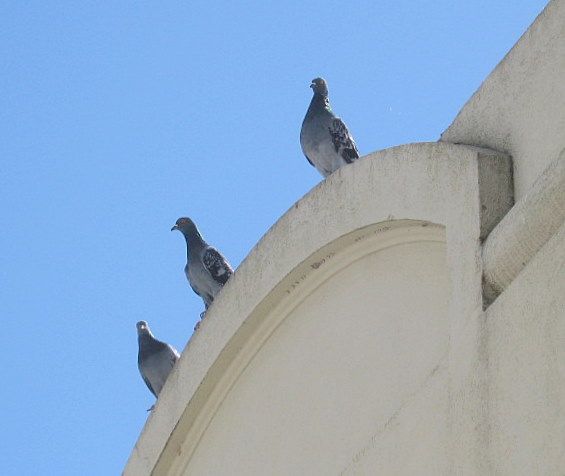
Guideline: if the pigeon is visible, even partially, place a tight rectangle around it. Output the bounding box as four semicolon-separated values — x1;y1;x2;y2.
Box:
136;320;180;410
300;77;360;177
171;217;233;322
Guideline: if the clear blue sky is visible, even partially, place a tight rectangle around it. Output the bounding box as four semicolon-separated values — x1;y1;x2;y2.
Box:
0;1;547;474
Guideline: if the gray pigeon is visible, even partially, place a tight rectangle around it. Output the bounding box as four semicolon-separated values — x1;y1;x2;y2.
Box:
136;320;179;410
300;77;360;177
171;217;233;321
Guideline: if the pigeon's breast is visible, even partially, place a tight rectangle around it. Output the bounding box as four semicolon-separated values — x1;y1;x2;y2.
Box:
301;112;342;176
301;115;329;151
140;351;175;396
188;257;222;299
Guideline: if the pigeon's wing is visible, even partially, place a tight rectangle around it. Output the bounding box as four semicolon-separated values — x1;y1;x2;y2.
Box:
168;345;181;363
138;362;158;397
142;375;157;397
203;247;233;286
161;347;179;383
329;117;360;164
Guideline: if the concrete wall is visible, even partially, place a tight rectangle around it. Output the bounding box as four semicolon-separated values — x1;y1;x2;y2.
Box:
185;229;449;475
487;222;565;475
124;143;515;475
440;0;565;200
124;3;565;474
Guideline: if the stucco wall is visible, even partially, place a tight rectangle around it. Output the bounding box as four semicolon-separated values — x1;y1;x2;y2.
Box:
440;0;565;200
185;231;449;475
487;222;565;475
124;143;514;475
124;143;562;475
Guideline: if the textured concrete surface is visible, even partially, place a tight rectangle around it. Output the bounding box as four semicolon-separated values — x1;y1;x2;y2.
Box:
487;221;565;475
123;143;512;475
440;0;565;200
483;149;565;301
184;236;449;475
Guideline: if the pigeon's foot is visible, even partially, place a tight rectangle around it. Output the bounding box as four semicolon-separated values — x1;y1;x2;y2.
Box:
146;404;155;412
194;310;207;331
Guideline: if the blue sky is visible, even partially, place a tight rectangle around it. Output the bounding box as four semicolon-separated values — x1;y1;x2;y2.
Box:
1;1;547;474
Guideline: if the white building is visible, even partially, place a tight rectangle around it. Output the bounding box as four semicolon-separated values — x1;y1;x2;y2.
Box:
125;1;565;474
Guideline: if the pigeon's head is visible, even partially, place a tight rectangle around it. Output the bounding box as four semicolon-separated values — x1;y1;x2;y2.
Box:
171;217;198;235
136;320;152;336
310;77;328;97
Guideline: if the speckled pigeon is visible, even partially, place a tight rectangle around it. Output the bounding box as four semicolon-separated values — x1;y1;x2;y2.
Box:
300;77;360;177
171;217;233;322
136;321;179;410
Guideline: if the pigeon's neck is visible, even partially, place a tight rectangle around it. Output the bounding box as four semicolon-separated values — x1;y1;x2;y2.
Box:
138;334;165;355
138;333;155;348
183;231;205;259
308;93;331;114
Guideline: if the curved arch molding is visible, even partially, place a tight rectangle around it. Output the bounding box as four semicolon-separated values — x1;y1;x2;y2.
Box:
125;142;514;475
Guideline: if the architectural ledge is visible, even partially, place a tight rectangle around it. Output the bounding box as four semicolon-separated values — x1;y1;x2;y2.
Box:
483;149;565;302
124;142;513;475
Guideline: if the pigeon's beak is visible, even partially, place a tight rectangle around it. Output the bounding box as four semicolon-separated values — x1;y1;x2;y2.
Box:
171;224;179;231
310;83;314;89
